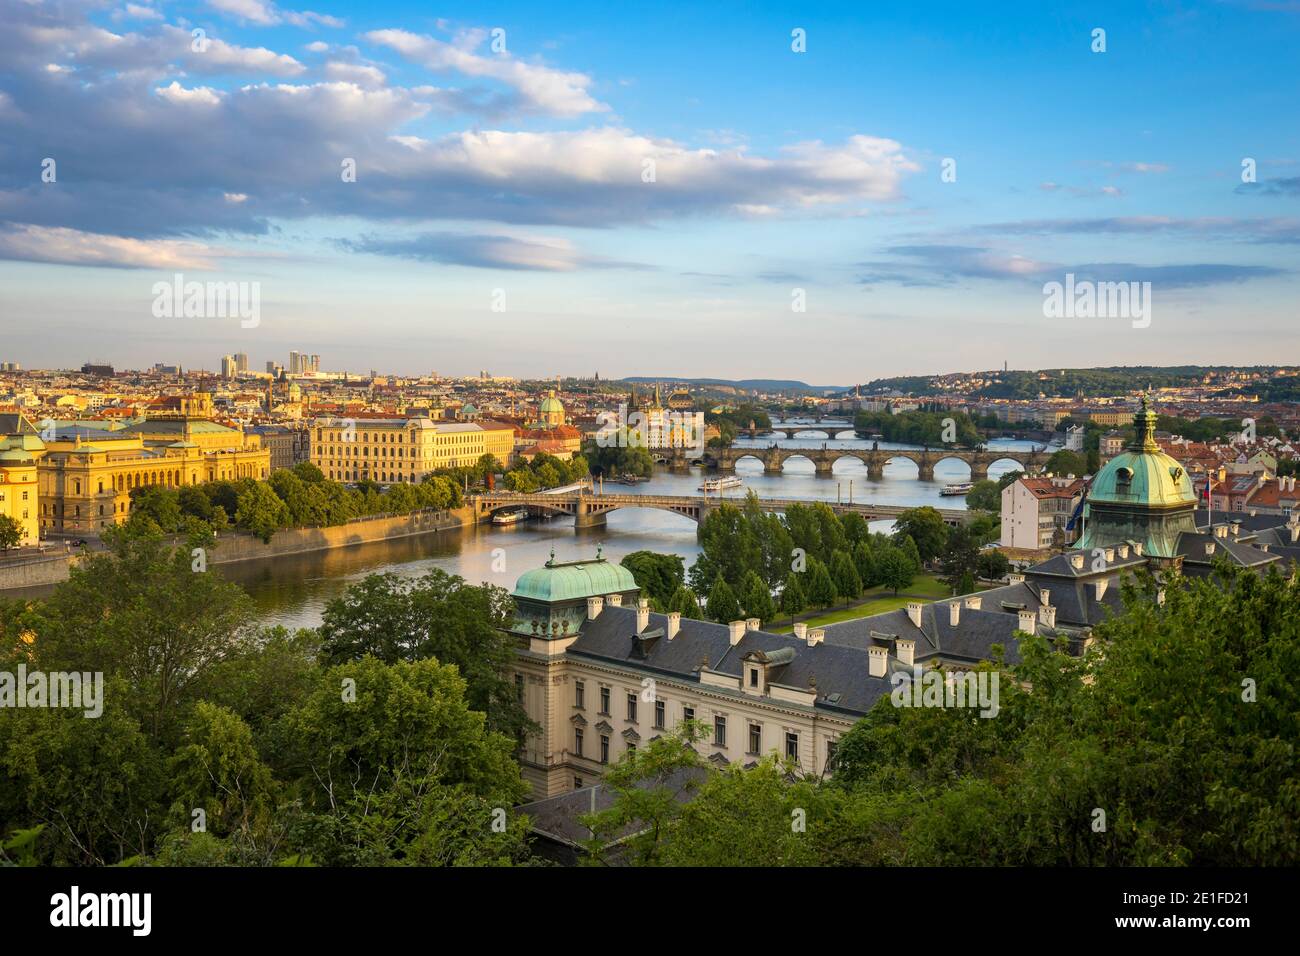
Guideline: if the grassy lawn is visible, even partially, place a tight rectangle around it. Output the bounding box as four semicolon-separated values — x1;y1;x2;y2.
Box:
768;573;977;633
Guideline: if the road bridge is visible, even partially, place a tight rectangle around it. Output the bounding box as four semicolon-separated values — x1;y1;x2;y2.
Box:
704;444;1046;481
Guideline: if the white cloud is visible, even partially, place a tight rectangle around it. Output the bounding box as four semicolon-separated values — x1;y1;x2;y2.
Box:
0;224;227;269
207;0;345;29
366;27;606;117
155;81;224;105
324;61;387;88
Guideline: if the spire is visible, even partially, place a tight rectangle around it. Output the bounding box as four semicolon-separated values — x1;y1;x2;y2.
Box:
1130;392;1160;453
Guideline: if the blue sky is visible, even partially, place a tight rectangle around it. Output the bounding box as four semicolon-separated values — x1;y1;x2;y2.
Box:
0;0;1297;382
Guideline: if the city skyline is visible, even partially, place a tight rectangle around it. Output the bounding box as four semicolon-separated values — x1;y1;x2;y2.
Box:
2;0;1298;378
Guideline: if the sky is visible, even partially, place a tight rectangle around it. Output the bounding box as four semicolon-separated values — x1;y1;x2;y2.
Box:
0;0;1297;384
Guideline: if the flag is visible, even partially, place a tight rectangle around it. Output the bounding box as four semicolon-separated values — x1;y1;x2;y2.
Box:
1066;477;1091;532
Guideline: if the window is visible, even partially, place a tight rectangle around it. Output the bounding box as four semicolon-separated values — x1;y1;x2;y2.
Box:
599;735;610;764
654;700;665;729
574;728;584;756
749;668;759;687
785;732;799;761
626;742;636;754
574;680;585;709
683;705;695;725
515;673;524;703
599;687;610;715
827;739;838;769
626;693;638;723
748;723;762;754
713;715;727;747
574;776;583;790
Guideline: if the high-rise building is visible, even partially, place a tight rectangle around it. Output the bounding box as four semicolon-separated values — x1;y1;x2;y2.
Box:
234;352;248;373
288;350;302;375
220;355;236;379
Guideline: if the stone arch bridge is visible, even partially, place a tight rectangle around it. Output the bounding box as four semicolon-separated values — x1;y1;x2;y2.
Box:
704;444;1046;481
469;491;970;530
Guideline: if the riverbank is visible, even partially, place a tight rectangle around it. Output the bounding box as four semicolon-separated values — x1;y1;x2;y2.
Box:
0;506;474;592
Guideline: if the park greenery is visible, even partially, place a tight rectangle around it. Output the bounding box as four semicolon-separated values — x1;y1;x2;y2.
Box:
0;516;21;551
852;409;984;447
706;404;773;447
583;563;1300;866
123;462;465;543
502;452;590;492
686;495;1002;624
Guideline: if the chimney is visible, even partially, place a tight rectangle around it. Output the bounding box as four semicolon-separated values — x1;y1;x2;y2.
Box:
1104;548;1115;563
666;611;681;640
1070;553;1085;570
1204;541;1216;556
586;596;604;620
868;644;889;678
606;593;623;607
1009;573;1025;585
1214;525;1227;539
1292;525;1299;543
1040;588;1051;608
745;617;760;632
728;620;746;646
808;628;825;647
1117;544;1129;559
896;637;914;666
1017;609;1036;635
948;602;960;626
1039;604;1056;628
1230;521;1241;536
793;622;808;642
1133;541;1144;556
906;602;923;628
963;595;982;610
636;599;650;633
1094;578;1109;600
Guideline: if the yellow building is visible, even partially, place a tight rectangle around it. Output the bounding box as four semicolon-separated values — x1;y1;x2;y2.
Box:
36;394;270;536
311;416;515;484
0;414;43;546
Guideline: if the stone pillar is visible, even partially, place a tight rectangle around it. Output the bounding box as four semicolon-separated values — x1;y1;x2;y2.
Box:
917;457;935;482
573;501;607;529
814;454;834;476
969;459;989;480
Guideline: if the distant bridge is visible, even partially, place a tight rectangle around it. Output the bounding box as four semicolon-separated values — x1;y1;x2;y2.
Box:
704;444;1046;481
469;491;972;529
745;420;856;440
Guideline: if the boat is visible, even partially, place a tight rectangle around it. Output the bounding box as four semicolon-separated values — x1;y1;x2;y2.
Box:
939;482;974;496
617;474;645;485
699;475;744;493
492;507;529;525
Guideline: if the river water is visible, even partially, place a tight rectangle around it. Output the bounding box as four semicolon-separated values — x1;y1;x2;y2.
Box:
221;427;1050;631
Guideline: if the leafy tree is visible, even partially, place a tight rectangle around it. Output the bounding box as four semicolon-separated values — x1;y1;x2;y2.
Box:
939;525;981;589
0;514;21;550
1043;449;1088;477
318;569;532;738
621;551;686;608
996;470;1024;490
900;535;923;575
892;507;947;564
126;485;183;535
965;479;1001;513
852;539;877;589
780;573;807;622
235;481;291;542
839;511;869;547
805;559;837;609
668;586;701;619
976;550;1011;581
877;546;915;595
739;570;776;624
829;550;862;605
691;503;762;593
705;576;741;623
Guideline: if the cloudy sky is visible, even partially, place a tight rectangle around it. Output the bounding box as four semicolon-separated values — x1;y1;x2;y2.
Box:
0;0;1297;382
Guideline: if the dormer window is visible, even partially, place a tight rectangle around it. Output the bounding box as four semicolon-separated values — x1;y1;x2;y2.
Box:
749;668;759;687
1115;466;1133;495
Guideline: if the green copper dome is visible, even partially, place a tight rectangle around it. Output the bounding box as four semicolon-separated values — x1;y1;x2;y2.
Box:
1076;394;1199;558
539;393;564;414
512;552;637;604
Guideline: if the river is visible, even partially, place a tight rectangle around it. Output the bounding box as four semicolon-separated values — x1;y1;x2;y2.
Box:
222;429;1052;631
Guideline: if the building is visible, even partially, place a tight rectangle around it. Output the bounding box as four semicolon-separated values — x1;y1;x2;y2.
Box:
248;424;311;471
1064;424;1085;452
538;390;566;428
221;355;236;379
0;414;43;546
310;416;515;484
36;393;270;536
1000;475;1085;551
1099;430;1126;459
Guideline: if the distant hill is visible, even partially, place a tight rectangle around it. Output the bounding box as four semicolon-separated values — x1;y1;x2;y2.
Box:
622;376;848;393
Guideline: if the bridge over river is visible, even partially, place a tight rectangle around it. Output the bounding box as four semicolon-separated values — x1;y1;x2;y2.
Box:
703;444;1047;481
469;491;971;530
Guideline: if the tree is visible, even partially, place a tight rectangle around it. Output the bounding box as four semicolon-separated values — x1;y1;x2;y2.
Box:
286;657;531;866
235;481;291;542
621;551;686;608
829;550;863;605
892;507;947;564
739;570;776;624
705;576;741;623
900;535;923;575
780;573;807;622
877;546;915;595
668;586;701;619
126;486;183;535
1043;449;1088;477
852;539;877;589
318;569;533;738
997;470;1024;490
939;525;981;590
976;550;1011;581
805;559;837;609
0;514;21;550
965;479;1001;513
